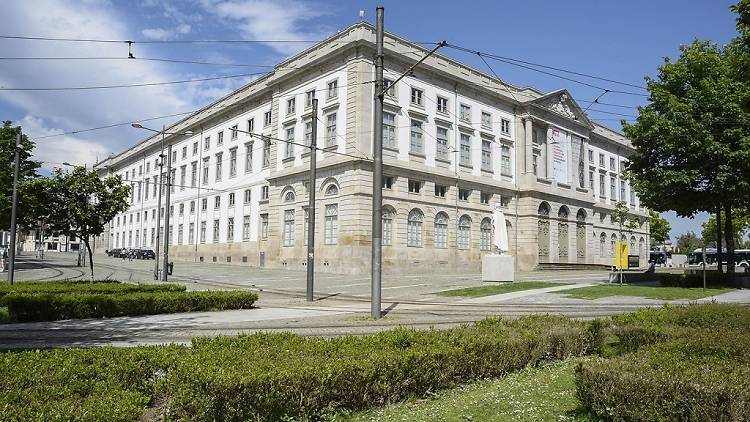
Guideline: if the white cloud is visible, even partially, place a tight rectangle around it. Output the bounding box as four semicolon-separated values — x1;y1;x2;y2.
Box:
21;115;110;171
200;0;332;56
141;23;192;40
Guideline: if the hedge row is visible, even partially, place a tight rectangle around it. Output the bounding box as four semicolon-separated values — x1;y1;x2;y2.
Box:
165;316;598;421
657;272;742;288
0;280;185;299
576;304;750;421
4;290;258;321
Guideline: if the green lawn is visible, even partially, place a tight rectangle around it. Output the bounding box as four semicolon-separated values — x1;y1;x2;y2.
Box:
558;284;734;300
435;281;571;298
337;359;589;422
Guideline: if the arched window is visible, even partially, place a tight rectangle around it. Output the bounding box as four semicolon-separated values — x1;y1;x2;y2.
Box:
610;233;617;257
382;206;394;246
538;202;550;258
325;184;339;196
630;236;636;253
480;218;492;251
458;215;471;249
283;190;295;203
599;233;606;257
538;202;550;217
407;209;423;247
434;212;449;249
576;209;586;222
558;206;569;220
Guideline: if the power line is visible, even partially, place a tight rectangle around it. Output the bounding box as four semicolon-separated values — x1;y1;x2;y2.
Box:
0;56;289;68
0;34;440;45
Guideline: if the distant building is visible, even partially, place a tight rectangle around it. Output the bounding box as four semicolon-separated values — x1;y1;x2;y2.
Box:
95;22;649;274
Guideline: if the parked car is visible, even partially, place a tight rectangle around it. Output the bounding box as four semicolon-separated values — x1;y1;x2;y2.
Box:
108;248;122;257
140;249;156;260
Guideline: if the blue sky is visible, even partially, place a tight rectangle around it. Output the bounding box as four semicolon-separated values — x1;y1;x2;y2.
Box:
0;0;740;240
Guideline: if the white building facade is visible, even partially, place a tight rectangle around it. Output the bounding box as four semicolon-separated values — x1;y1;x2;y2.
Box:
95;23;649;274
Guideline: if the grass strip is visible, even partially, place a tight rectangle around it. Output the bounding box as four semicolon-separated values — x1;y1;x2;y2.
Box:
0;280;185;300
435;281;571;298
557;284;733;300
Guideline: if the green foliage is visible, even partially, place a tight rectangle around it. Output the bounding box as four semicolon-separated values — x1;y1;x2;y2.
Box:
558;283;732;300
0;280;185;300
0;121;42;230
435;281;569;298
4;290;257;321
702;210;750;248
649;210;671;244
656;271;741;288
675;230;702;253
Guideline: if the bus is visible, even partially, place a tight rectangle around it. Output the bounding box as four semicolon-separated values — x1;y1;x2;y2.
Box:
649;250;671;267
687;248;750;271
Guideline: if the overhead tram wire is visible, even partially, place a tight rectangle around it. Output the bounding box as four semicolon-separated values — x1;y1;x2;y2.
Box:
0;56;292;68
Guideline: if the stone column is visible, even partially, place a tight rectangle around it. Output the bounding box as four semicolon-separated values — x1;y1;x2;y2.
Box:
581;137;589;189
524;117;533;174
546;127;554;181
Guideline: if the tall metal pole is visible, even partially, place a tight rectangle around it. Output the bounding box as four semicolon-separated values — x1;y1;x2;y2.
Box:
370;6;384;318
7;132;22;285
162;143;173;281
306;99;319;302
153;128;165;280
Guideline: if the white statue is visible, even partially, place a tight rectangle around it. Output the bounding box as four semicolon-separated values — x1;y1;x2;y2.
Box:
492;203;509;254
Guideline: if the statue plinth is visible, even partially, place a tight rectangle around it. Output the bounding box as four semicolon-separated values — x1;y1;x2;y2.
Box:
482;254;515;282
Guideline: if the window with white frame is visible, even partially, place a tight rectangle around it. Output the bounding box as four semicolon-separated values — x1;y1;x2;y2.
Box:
261;213;268;240
480;192;491;204
300;120;311;146
589;171;595;194
247;118;255;133
229;148;237;178
303;207;309;245
410;87;423;106
285;127;294;159
383;78;395;96
326;113;337;147
287;98;295;115
243;216;250;240
264;110;272;127
325;184;338;196
620;180;626;202
437;96;448;114
283;209;295;246
459;133;471;166
192;142;198;156
179;203;184;215
217;131;224;146
481;139;492;170
284;190;295;203
245;142;253;173
435;184;447;197
480;218;492;251
324;204;338;245
610;157;616;170
588;149;594;163
436;126;449;161
501;145;511;175
434;212;448;248
227;217;234;242
190;200;195;213
214;195;221;209
382;175;393;189
200;221;206;243
410;119;424;154
202;158;209;185
408;179;421;194
181;146;187;159
599;174;605;198
481;112;492;129
212;219;220;243
204;136;211;150
630;187;635;207
190;161;197;187
261;185;269;200
228;192;235;207
215;152;223;181
459;104;471;122
458;188;470;201
189;222;195;244
382;207;393;245
305;90;315;108
407;209;423;247
500;119;510;134
244;189;251;203
327;79;338;99
458;215;471;249
383;112;396;148
201;198;208;211
599;153;605;167
610;176;616;199
230;124;238;141
262;138;270;168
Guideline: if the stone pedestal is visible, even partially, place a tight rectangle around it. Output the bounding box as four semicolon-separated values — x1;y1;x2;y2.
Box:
482;254;515;282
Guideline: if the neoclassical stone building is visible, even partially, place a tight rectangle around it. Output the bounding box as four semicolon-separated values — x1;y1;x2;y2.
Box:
95;22;649;274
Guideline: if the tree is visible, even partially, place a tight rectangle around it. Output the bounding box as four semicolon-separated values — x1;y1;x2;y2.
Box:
0;121;42;231
701;210;750;248
648;211;671;245
45;166;129;280
676;231;702;254
623;2;750;275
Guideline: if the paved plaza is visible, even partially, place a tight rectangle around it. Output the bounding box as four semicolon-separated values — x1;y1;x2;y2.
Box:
1;252;749;348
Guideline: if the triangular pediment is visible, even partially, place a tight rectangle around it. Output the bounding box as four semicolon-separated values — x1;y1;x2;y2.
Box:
530;89;592;127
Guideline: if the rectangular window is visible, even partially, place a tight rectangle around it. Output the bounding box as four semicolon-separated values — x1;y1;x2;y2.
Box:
630;187;636;206
229;148;237;177
327;79;338;99
303;208;309;245
247;118;255;134
230;124;238;141
217;131;224;146
287;98;296;115
243;215;251;240
227;217;234;242
200;221;206;243
437;96;448;114
305;90;315;108
188;222;195;244
283;209;295;246
244;189;251;204
589;171;595;195
481;112;492;129
304;120;313;146
215;153;223;182
588;149;594;163
179;203;184;215
501;119;510;134
214;195;221;209
244;142;253;173
382;210;392;246
460;133;471;166
172;150;177;164
263;110;272;127
202;158;209;185
178;224;184;245
229;192;235;207
382;176;393;189
181;146;187;159
501;145;511;176
481;139;492;170
408;179;421;194
213;219;220;243
261;185;269;200
285;127;295;159
201;198;208;211
460;104;471;122
169;169;176;193
599;174;605;198
190;161;197;187
480;192;491;204
261;214;269;240
599;153;605;167
179;165;186;190
192;142;198;156
410;87;423;106
324;204;338;245
458;188;470;201
610;157;616;170
383;78;395;96
262;138;271;168
326;113;337;147
383;112;396;148
204;136;210;151
436;126;449;161
533;153;539;175
610;176;616;199
410;119;423;154
435;184;446;197
620;180;626;202
190;200;195;213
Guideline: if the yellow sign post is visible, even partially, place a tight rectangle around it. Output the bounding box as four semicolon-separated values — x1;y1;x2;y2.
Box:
615;241;629;270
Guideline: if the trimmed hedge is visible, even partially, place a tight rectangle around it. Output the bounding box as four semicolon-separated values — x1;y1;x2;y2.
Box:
0;280;185;300
576;304;750;421
4;290;258;321
657;272;740;288
164;316;598;421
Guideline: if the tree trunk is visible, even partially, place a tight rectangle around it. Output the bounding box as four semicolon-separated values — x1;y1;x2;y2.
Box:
725;203;735;276
716;206;724;273
84;236;95;281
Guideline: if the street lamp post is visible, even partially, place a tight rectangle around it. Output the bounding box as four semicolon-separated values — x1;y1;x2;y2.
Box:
131;124;193;281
